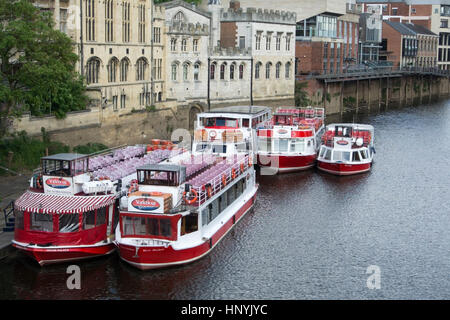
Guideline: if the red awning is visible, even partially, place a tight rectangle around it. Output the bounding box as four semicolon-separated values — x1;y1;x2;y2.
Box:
14;191;116;214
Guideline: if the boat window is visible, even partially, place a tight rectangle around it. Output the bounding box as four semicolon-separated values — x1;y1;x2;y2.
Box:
319;147;326;158
210;118;237;128
96;207;107;226
218;193;228;213
235;143;248;152
181;213;198;235
83;210;96;230
242;118;250;127
360;149;368;160
352;151;361;162
258;138;271;152
42;159;72;177
273;139;289;153
291;139;305;153
333;150;343;161
122;216;172;238
196;144;211;152
212;144;227;154
14;210;24;230
59;213;80;233
324;148;332;160
30;212;53;232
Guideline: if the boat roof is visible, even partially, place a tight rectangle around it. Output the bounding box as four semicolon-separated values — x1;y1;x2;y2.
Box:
41;153;88;161
326;123;374;130
203;106;271;116
137;163;186;173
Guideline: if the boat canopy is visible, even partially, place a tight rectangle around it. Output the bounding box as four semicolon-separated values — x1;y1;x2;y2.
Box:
136;164;186;186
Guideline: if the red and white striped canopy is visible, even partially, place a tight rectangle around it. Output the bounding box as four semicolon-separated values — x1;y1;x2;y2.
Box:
14;191;116;214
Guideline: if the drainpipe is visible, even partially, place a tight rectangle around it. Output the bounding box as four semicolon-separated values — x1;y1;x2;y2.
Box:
80;0;84;77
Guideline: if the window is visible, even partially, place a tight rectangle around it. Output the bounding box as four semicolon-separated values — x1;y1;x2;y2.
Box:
82;210;96;230
170;38;177;51
285;62;291;78
220;63;226;80
441;19;448;28
193;39;198;51
122;216;172;239
181;39;187;51
112;95;118;110
96;207;107;226
136;57;148;80
239;36;245;49
290;139;305;153
59;213;79;233
352;151;361;162
266;32;272;50
183;63;189;81
153;58;162;80
122;1;130;42
265;62;272;79
286;34;291;51
86;57;100;84
256;32;262;50
107;58;118;82
276;34;281;50
360;149;368;160
181;213;198;235
153;27;160;44
212;145;227;154
105;0;114;42
258;138;271;152
120;58;129;81
86;0;96;41
324;148;332;160
60;8;68;34
275;62;281;79
120;94;126;109
194;63;200;81
239;64;244;79
138;4;146;43
30;212;53;232
273;139;289;152
230;63;235;80
210;63;216;80
255;62;261;79
171;63;178;81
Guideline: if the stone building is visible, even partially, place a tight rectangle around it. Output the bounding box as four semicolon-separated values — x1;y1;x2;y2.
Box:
32;0;166;114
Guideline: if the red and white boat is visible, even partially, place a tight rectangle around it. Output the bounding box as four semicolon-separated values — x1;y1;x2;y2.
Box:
317;123;375;175
256;107;325;173
12;144;184;266
115;106;263;270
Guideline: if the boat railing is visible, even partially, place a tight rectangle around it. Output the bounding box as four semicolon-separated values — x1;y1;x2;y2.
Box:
1;200;14;231
189;154;250;206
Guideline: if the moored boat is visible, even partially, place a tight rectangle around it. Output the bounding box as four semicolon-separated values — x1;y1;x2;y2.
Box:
256;107;325;173
12;145;184;266
317;123;375;176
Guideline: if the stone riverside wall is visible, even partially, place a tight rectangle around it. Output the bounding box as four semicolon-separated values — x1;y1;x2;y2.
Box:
11;90;294;148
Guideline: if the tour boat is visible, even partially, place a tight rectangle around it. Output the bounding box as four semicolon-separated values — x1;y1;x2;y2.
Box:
12;143;184;266
256;107;325;173
115;106;264;270
192;106;271;160
317;123;375;175
114;152;257;270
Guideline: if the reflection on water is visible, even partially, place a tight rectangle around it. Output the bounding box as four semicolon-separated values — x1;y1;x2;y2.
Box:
1;101;450;299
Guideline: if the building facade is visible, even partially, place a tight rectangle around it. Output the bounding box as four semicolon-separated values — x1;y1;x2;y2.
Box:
33;0;167;114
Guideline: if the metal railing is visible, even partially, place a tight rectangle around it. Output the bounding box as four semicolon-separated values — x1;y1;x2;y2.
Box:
190;154;250;206
1;201;14;231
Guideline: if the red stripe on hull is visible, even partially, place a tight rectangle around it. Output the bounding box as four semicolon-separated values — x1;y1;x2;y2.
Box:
117;191;257;270
257;154;316;172
12;242;116;266
317;161;371;176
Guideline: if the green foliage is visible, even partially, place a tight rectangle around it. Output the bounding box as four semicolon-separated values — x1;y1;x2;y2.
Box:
0;131;69;174
0;0;87;137
72;143;108;155
294;81;311;107
343;96;356;109
146;105;156;112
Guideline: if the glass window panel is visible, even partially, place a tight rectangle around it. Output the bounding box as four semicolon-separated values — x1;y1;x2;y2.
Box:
59;213;80;233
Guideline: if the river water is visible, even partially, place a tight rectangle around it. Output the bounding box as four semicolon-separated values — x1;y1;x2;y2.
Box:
1;101;449;300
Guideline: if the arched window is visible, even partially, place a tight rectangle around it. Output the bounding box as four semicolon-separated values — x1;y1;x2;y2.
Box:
170;38;177;51
181;39;187;51
136;57;148;81
171;63;178;81
107;57;119;82
173;11;185;23
265;62;272;79
210;62;216;80
275;62;282;79
239;64;244;79
86;57;101;84
183;63;189;81
105;0;114;42
220;63;226;80
194;62;200;81
230;63;236;80
255;62;262;79
120;58;129;82
285;62;291;78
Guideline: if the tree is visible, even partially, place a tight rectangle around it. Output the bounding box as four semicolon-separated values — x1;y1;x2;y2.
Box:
0;0;87;138
294;81;311;107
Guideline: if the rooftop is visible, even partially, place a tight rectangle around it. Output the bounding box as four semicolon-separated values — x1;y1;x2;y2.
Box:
41;153;87;161
206;106;271;115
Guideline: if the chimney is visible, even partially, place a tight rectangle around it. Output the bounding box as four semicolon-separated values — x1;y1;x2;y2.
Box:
230;1;240;11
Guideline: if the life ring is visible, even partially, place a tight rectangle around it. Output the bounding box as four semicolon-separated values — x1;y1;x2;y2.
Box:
36;174;43;189
240;163;245;173
206;185;213;199
183;189;198;205
231;168;236;179
222;174;227;187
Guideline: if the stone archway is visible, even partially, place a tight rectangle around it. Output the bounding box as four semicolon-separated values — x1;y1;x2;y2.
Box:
188;104;204;131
